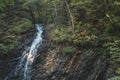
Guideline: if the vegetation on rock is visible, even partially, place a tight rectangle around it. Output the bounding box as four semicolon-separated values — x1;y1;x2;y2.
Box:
0;0;33;58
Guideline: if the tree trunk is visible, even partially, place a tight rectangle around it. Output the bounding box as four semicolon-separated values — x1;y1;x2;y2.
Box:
64;0;75;31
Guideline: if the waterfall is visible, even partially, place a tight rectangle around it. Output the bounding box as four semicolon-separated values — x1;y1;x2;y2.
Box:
5;24;43;80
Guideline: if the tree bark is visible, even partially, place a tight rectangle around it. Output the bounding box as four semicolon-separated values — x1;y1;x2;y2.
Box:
64;0;75;31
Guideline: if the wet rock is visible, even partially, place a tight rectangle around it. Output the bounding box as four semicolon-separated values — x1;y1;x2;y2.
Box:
32;46;113;80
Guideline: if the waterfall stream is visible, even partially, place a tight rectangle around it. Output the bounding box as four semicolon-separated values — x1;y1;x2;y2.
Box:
5;24;43;80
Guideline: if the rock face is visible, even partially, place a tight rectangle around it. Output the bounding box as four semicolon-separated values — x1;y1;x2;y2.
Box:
31;26;113;80
32;45;113;80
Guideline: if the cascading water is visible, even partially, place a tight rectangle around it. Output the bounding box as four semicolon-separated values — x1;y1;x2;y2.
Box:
5;24;43;80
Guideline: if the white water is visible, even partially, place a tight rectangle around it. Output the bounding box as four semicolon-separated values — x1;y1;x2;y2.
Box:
5;24;43;80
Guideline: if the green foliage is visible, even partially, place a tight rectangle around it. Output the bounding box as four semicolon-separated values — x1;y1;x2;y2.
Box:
62;46;76;54
103;40;120;59
23;0;43;10
0;0;14;11
114;1;120;6
0;0;5;10
115;68;120;75
103;40;120;74
0;13;5;27
108;76;120;80
23;0;56;23
0;36;19;56
52;24;97;43
0;0;34;59
52;25;72;42
104;16;120;37
8;19;32;34
0;18;32;57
